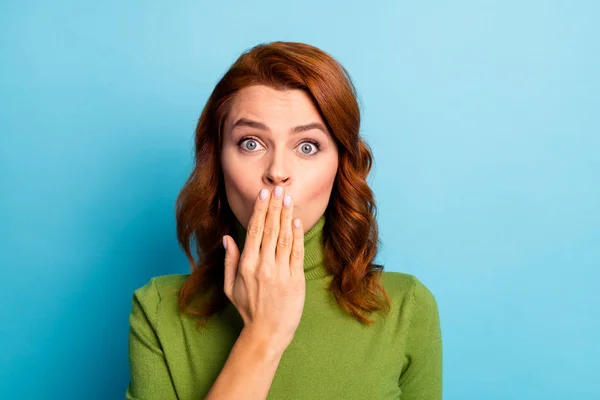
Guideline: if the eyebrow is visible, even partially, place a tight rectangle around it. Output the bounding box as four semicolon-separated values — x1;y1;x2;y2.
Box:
231;117;327;135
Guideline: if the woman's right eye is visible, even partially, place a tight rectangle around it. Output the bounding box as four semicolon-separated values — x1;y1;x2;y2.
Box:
238;138;263;152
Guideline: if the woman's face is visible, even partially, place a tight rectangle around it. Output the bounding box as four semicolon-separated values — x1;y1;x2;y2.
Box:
221;85;339;232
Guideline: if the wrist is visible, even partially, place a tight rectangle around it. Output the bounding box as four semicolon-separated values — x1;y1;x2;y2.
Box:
239;327;289;359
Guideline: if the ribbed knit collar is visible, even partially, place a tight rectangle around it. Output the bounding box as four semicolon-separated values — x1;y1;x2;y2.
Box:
231;214;329;280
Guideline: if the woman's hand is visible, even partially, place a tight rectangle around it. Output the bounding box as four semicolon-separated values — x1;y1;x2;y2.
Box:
222;186;306;352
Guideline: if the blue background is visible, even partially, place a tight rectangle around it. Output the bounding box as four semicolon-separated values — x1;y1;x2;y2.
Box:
1;1;598;398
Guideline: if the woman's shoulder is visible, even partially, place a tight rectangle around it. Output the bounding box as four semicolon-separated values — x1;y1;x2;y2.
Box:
378;271;439;311
131;273;190;316
133;273;189;297
379;270;426;293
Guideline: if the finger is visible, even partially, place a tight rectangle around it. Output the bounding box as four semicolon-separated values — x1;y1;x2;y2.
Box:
223;235;240;298
260;185;284;262
244;188;270;261
289;218;304;277
275;194;294;267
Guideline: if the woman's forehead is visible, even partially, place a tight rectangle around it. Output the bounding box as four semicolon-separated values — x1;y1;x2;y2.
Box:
226;85;326;133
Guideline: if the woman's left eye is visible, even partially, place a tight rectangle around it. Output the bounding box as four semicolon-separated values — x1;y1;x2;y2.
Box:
297;140;321;156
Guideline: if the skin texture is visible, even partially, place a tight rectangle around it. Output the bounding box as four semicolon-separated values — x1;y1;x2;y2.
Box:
220;85;339;232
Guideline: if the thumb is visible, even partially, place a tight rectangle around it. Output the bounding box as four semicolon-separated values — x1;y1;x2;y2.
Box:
222;235;240;298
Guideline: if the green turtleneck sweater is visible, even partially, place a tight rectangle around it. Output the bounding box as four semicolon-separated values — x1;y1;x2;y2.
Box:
126;216;442;399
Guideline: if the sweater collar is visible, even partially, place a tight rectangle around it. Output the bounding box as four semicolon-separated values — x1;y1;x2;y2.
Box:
231;214;329;280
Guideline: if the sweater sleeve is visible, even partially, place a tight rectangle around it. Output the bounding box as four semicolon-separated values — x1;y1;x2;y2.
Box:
398;278;443;400
126;279;178;400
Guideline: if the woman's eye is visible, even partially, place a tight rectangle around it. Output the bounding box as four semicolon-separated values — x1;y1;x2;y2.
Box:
239;138;264;152
297;141;320;156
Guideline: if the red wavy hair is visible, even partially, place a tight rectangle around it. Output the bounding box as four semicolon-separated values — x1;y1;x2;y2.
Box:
176;41;391;327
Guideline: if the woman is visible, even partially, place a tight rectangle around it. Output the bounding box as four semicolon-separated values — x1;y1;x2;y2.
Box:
126;41;442;400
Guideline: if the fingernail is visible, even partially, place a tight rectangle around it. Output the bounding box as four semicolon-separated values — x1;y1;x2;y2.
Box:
283;195;291;207
222;236;228;249
294;218;300;228
274;186;283;198
259;189;269;200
